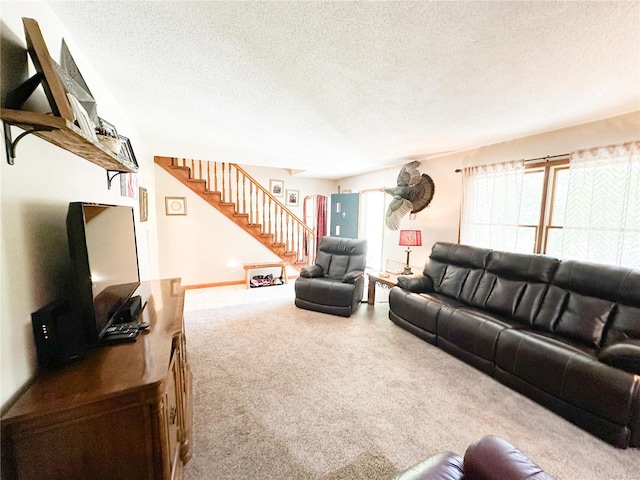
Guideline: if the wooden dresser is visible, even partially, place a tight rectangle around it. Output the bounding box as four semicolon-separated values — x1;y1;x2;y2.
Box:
1;279;193;480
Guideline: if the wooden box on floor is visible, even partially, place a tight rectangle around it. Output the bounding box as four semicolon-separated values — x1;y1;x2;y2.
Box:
1;279;193;480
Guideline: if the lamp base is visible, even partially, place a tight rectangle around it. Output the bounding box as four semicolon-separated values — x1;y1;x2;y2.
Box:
402;266;413;275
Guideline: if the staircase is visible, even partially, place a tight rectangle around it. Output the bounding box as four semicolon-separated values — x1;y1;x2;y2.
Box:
155;156;316;269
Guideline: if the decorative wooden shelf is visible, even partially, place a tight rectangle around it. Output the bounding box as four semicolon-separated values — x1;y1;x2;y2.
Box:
1;108;137;173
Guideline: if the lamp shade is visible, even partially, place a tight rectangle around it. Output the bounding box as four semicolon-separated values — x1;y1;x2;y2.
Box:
399;230;422;247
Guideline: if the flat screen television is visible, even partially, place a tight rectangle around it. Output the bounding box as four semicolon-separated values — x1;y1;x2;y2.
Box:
66;202;140;345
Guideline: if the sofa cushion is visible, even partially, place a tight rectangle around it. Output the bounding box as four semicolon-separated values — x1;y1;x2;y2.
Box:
294;277;356;308
484;276;526;318
602;268;640;346
605;305;640;346
545;260;638;347
437;307;521;374
314;237;367;280
439;265;471;299
389;288;464;335
425;243;490;301
554;293;615;348
495;329;639;425
470;252;559;325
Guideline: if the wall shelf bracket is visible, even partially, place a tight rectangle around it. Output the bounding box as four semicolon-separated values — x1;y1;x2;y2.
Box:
106;170;126;190
3;121;54;165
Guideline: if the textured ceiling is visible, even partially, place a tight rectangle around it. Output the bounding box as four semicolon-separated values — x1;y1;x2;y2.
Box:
48;1;639;179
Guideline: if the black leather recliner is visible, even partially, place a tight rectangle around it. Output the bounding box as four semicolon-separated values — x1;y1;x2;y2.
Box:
294;236;367;317
393;435;555;480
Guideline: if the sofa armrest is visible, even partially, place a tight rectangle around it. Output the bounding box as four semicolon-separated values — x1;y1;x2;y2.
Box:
599;339;640;375
392;451;463;480
342;270;364;284
396;274;434;293
464;435;555;480
300;264;323;278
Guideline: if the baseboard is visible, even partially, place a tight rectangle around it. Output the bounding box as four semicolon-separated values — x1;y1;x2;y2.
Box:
183;280;245;290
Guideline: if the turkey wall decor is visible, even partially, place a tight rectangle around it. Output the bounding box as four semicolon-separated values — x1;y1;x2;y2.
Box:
384;161;435;230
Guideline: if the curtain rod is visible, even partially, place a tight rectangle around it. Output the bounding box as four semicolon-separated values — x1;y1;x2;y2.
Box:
454;153;569;173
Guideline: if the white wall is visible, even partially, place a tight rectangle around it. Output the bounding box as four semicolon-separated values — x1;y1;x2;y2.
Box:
337;111;640;271
0;3;159;406
155;164;335;285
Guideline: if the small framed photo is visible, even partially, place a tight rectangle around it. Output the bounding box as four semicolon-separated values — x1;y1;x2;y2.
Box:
286;189;299;207
139;187;148;222
118;135;138;171
165;196;187;216
270;179;284;197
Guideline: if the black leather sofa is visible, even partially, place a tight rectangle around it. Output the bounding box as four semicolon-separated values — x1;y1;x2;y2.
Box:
394;435;555;480
389;242;640;448
295;236;367;317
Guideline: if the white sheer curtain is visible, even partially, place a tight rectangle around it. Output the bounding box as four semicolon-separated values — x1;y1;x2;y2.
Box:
559;141;640;267
460;160;526;252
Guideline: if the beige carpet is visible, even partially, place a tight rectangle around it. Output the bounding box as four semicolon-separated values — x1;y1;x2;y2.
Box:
182;285;640;480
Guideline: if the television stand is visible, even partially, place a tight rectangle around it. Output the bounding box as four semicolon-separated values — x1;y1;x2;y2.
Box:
1;279;192;480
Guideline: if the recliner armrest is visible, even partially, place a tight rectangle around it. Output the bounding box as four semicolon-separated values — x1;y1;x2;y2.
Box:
599;339;640;375
342;270;364;284
392;451;464;480
300;264;323;278
463;435;555;480
397;274;434;293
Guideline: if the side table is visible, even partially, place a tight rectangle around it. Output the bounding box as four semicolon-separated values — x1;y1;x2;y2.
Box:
367;272;402;305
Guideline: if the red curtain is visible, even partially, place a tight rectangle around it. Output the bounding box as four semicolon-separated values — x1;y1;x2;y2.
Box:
303;195;328;256
316;195;327;245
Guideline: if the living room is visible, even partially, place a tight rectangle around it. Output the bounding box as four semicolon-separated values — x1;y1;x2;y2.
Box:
1;2;639;479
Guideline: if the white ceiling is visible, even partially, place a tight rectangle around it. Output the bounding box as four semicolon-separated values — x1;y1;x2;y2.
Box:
48;1;640;179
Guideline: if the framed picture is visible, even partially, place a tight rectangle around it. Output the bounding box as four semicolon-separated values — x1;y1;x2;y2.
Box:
67;93;97;141
117;135;138;171
120;172;138;198
270;179;284;197
22;18;74;121
165;197;187;216
286;189;299;207
139;187;148;222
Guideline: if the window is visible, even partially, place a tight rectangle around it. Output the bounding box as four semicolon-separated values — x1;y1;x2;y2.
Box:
521;160;570;255
461;141;640;267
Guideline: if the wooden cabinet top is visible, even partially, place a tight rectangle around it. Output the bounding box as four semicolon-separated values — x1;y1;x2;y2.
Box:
2;278;185;425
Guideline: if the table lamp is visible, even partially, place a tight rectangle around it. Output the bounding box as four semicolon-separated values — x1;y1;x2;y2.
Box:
399;230;422;275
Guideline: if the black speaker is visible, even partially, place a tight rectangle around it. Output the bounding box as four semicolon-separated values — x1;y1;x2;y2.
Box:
114;295;142;324
31;299;86;368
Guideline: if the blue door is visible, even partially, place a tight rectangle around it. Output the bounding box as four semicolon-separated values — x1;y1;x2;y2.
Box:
330;193;360;239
